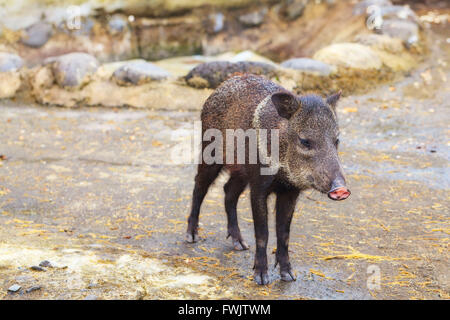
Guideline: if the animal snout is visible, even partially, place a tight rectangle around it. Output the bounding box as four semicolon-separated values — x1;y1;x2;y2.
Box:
327;178;350;201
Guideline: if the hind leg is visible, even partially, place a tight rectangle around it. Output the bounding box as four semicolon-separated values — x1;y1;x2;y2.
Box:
186;163;222;243
224;175;249;251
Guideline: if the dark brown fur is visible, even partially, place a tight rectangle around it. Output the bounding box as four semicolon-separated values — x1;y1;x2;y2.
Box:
187;74;348;285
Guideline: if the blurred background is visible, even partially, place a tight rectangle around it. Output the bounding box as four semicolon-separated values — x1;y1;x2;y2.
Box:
0;0;449;300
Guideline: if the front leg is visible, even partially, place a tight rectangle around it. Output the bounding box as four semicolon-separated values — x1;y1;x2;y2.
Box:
250;181;271;285
275;187;300;281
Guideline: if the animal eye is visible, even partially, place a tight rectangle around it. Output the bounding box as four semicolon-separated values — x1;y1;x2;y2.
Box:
335;138;340;146
299;138;312;149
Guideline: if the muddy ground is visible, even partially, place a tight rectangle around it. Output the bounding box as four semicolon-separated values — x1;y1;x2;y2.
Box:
0;24;449;300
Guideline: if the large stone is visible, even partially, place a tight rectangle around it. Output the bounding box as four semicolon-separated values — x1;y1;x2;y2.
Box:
280;58;334;76
0;52;22;98
354;34;417;72
377;5;418;23
0;72;21;98
217;50;277;65
354;34;404;53
313;43;382;70
20;21;53;48
47;52;99;88
379;19;419;46
112;60;171;86
0;52;23;72
185;60;277;88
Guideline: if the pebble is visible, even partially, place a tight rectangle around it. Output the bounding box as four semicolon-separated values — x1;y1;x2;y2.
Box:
39;260;54;268
26;285;42;293
8;284;21;293
30;265;46;272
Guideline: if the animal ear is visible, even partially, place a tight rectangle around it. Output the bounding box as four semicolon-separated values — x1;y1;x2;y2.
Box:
271;92;300;119
326;90;342;110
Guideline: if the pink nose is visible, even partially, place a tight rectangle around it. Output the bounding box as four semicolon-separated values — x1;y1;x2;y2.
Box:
328;187;350;201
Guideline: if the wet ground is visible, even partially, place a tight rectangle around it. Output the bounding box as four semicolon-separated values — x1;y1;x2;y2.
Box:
0;24;449;300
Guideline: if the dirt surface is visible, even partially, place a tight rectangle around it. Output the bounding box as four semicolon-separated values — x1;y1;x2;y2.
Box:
0;24;449;300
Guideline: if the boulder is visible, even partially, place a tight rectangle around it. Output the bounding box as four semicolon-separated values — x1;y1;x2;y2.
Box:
313;43;382;70
218;50;277;65
0;52;23;99
112;60;171;86
46;52;99;88
280;58;334;76
354;34;416;71
185;60;277;88
379;19;419;46
20;21;53;48
377;5;418;23
354;34;404;53
0;52;23;72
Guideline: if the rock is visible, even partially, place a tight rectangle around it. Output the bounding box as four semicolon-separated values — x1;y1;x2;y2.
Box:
239;8;268;27
235;61;276;75
108;15;128;35
185;61;234;88
84;295;99;300
377;5;418;23
20;21;53;48
216;50;277;66
353;0;392;15
39;260;54;268
282;0;308;21
0;57;22;98
8;284;21;293
185;60;277;88
30;265;46;272
112;60;171;86
379;19;419;46
354;34;416;71
280;58;334;76
47;52;99;88
0;52;23;72
313;43;382;70
26;285;42;293
354;34;404;54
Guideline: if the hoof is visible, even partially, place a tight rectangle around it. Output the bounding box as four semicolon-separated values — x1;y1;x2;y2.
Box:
280;270;296;282
185;232;200;243
232;238;249;251
254;271;270;285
